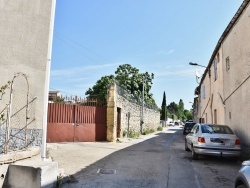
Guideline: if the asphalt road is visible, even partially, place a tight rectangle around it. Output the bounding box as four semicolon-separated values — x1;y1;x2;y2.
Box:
62;127;241;188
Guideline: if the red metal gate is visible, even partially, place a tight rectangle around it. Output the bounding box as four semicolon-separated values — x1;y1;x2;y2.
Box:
47;102;107;142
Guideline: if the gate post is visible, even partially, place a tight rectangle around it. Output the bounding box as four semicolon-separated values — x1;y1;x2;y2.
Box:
106;83;117;142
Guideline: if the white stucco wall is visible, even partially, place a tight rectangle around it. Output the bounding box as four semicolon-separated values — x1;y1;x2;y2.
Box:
0;0;54;150
0;0;53;127
210;47;226;124
199;72;211;123
222;3;250;145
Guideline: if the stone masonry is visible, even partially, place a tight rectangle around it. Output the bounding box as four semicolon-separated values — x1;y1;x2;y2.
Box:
107;83;160;141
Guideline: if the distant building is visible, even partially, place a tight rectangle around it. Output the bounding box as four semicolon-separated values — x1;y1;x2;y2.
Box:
49;91;61;102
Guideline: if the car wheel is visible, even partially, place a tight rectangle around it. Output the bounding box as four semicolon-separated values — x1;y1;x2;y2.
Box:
237;184;247;188
185;139;190;151
192;146;198;160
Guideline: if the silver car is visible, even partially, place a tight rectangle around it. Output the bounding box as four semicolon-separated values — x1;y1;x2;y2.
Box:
235;160;250;188
185;123;241;160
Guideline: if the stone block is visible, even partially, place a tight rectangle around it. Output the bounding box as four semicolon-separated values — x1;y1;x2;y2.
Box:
3;161;58;188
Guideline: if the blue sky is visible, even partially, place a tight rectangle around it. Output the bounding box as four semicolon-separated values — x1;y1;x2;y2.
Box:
51;0;242;110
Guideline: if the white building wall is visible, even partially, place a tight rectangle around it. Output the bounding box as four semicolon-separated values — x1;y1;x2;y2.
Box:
199;73;211;123
222;3;250;145
0;0;54;150
210;47;226;125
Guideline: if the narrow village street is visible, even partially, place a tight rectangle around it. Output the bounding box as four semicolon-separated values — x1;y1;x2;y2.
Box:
47;127;241;188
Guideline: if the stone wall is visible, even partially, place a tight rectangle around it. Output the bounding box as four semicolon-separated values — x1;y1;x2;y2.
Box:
107;83;160;141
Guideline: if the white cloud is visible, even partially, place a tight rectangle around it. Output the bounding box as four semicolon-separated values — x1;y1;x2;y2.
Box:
167;49;175;54
154;49;175;55
66;77;88;83
136;49;175;57
51;63;119;77
154;69;197;78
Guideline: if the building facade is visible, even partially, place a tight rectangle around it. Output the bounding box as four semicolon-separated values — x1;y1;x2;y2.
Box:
194;1;250;146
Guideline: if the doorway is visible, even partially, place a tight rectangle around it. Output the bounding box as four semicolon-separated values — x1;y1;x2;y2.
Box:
117;108;121;138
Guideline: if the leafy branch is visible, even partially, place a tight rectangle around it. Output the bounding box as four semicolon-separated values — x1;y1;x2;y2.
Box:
0;81;11;122
0;81;11;97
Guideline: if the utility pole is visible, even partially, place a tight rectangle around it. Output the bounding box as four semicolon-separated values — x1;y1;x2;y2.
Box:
141;77;144;134
164;106;166;126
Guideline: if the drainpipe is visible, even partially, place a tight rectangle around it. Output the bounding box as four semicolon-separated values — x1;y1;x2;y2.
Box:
41;0;56;160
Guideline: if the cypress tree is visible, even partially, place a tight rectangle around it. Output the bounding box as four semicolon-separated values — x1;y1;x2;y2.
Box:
161;91;166;120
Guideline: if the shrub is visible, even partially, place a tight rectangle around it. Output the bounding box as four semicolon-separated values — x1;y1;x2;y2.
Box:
157;126;163;131
142;128;155;135
129;130;140;138
122;130;127;137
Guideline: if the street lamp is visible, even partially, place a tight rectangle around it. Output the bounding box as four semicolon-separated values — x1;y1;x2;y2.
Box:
189;62;210;83
189;62;207;68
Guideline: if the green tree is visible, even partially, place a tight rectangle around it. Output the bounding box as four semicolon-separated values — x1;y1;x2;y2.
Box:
85;75;115;100
85;64;156;105
115;64;155;105
165;100;193;121
160;91;166;120
167;102;178;115
184;109;193;121
177;99;185;120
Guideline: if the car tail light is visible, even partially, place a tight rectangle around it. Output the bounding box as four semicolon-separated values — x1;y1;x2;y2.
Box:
235;138;240;145
198;137;205;143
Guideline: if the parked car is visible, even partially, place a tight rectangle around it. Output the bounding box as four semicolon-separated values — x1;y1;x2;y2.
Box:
168;122;174;126
174;121;180;126
185;124;241;160
235;160;250;188
183;122;196;135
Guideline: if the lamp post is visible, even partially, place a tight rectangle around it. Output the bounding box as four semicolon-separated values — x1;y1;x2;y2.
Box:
189;62;207;68
189;62;209;83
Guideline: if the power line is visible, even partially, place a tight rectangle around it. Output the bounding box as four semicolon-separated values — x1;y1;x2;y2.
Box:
55;31;109;61
54;32;111;66
54;33;104;65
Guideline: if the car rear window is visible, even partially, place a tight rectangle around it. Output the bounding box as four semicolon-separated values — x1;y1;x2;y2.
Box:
201;124;234;134
185;123;196;128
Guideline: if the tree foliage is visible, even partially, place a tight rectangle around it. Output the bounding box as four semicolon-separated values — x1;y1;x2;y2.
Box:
160;91;166;120
0;81;11;122
177;99;185;120
85;64;156;105
85;75;115;100
165;100;192;121
184;109;193;120
53;96;65;104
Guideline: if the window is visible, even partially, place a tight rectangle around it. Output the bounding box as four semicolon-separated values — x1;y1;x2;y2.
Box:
191;125;197;133
194;125;199;134
201;124;214;133
214;59;217;81
206;113;207;123
201;125;234;134
226;56;230;71
202;85;206;99
217;53;220;62
199;118;205;123
214;109;217;124
191;125;199;134
229;112;231;119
